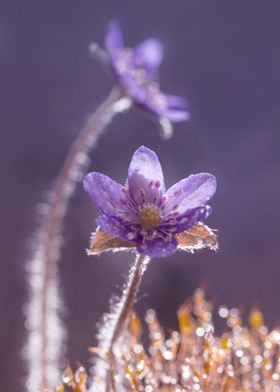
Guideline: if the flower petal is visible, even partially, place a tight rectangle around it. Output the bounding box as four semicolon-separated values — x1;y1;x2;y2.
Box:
164;173;217;216
165;95;188;111
128;146;165;206
120;74;147;102
135;86;167;114
105;20;124;55
83;172;127;216
165;109;190;122
132;38;164;73
136;235;177;258
163;205;212;233
96;215;133;241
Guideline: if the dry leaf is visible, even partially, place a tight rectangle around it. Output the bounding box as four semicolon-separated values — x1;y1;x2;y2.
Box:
88;223;217;256
88;227;135;255
177;223;218;252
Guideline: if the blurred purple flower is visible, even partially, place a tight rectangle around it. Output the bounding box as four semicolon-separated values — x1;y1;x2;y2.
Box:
90;21;190;138
83;146;216;258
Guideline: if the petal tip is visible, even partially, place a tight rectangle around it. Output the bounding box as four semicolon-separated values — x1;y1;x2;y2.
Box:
133;37;164;71
82;172;94;192
105;19;123;54
165;110;191;123
137;145;153;154
204;174;217;197
83;172;99;192
192;173;217;199
132;145;159;161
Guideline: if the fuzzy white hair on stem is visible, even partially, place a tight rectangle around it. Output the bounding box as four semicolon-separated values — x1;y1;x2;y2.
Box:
89;253;150;392
23;88;124;391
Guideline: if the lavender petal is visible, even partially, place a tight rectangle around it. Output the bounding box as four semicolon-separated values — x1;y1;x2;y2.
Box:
136;235;177;258
120;74;147;102
165;109;190;122
132;38;164;74
83;172;127;216
128;146;165;206
164;173;217;216
165;94;188;110
105;20;124;56
96;215;133;241
162;205;212;234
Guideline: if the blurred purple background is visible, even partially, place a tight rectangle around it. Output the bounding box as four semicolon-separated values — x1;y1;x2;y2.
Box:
1;1;280;390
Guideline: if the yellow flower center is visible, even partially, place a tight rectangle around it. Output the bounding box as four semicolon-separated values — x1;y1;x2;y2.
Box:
138;205;162;229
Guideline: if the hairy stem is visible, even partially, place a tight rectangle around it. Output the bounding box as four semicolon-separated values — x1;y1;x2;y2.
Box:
106;254;150;392
25;88;122;391
109;254;150;353
90;253;150;392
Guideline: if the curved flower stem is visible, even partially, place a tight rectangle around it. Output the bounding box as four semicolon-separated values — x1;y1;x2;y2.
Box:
25;87;123;391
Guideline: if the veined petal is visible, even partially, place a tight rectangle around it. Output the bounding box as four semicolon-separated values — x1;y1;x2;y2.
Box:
105;20;124;55
128;146;165;206
83;172;127;216
96;215;132;241
164;173;217;216
136;235;177;258
132;38;164;73
162;205;212;233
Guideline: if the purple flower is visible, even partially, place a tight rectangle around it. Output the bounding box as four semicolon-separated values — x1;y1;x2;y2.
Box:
91;21;190;138
83;146;217;258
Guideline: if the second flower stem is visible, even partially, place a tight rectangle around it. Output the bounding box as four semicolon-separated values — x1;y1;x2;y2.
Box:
26;87;122;391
